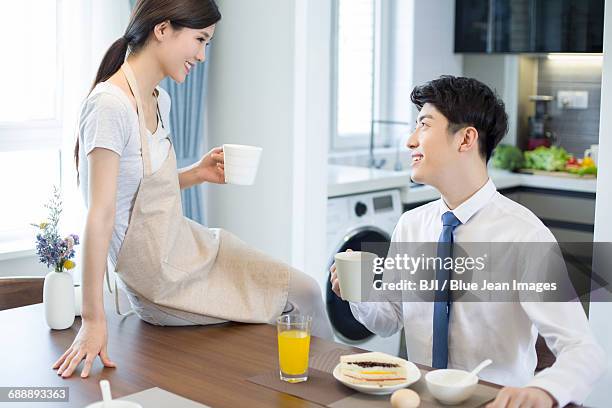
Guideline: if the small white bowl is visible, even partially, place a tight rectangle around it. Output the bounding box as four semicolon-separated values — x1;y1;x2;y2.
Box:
425;369;478;405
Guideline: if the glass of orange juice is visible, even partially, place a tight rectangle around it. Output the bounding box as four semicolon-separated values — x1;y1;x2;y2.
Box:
277;314;312;383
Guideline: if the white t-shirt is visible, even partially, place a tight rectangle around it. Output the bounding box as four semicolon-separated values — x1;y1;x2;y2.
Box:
78;81;172;267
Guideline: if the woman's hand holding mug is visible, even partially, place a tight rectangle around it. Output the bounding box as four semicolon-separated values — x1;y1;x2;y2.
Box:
196;146;225;184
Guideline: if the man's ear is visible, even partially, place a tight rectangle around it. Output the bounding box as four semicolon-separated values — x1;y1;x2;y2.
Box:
153;20;172;41
457;126;479;154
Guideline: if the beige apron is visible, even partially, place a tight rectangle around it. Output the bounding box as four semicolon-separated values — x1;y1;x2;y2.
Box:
111;61;289;324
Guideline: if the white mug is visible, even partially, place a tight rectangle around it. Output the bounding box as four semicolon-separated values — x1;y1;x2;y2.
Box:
222;144;263;185
334;251;377;302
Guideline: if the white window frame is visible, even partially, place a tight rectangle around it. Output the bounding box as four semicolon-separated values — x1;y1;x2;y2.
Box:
330;0;394;151
0;0;64;249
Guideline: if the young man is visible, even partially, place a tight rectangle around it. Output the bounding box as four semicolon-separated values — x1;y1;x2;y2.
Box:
330;76;605;408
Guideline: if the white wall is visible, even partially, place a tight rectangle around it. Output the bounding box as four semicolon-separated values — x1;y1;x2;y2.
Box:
205;0;294;264
388;0;414;123
290;0;332;281
463;55;520;146
409;0;463;124
587;0;612;405
205;0;330;280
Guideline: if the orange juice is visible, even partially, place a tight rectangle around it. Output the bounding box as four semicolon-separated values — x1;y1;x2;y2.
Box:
277;329;310;375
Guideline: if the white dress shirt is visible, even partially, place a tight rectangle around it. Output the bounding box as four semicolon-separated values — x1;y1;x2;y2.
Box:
350;178;605;407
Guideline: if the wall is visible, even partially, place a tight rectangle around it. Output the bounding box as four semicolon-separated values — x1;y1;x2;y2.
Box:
388;0;414;123
205;0;331;280
410;0;463;124
587;0;612;405
537;57;603;156
205;0;296;264
463;55;520;146
463;54;603;157
291;0;332;280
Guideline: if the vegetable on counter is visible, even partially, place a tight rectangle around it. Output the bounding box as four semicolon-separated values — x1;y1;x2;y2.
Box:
565;155;597;176
494;145;597;177
523;146;569;172
491;144;524;171
498;144;597;176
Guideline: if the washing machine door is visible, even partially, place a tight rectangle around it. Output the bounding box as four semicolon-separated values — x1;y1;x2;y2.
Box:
326;226;391;341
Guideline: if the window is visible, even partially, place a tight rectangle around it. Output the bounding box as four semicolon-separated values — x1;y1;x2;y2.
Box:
334;0;376;147
0;1;60;124
331;0;393;150
0;0;63;251
0;150;62;248
332;0;377;150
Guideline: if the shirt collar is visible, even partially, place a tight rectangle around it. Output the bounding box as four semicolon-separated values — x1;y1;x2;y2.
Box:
439;178;497;225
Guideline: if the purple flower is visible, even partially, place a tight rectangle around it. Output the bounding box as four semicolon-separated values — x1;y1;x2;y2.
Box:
32;187;80;271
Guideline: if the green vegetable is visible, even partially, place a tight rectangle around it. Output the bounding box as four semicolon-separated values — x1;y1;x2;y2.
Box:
579;166;597;176
566;165;597;176
491;144;524;171
523;146;569;172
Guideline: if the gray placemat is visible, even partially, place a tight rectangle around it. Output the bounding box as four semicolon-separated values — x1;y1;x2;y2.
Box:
313;348;499;408
119;387;212;408
328;375;498;408
247;367;357;406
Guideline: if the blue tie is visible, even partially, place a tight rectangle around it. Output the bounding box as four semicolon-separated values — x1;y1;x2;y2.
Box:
432;211;461;369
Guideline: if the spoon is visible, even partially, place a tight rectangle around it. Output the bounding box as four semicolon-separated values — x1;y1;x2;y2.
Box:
100;380;112;405
458;359;492;386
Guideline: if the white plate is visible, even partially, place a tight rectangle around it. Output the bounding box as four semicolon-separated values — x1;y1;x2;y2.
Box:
332;361;421;395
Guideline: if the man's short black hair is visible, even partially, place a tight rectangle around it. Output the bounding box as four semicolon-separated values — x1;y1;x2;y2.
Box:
410;75;508;162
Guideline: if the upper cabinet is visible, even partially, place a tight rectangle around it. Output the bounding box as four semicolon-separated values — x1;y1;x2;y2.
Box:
455;0;604;53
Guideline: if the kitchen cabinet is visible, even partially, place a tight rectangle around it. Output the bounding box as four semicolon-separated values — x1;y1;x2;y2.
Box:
455;0;604;53
503;187;594;309
533;0;604;52
455;0;490;52
502;187;595;241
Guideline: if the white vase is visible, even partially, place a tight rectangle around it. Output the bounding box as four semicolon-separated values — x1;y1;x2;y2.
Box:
43;270;75;330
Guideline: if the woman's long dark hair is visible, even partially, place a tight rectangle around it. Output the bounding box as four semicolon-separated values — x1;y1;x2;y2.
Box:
74;0;221;185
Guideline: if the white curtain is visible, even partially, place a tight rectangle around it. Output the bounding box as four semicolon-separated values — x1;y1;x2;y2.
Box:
59;0;131;281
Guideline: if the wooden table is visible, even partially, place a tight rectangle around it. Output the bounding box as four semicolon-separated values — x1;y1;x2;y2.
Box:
0;291;571;408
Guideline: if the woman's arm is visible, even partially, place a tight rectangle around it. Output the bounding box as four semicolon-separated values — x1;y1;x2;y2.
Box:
178;162;205;190
81;147;120;321
52;147;120;378
178;147;225;190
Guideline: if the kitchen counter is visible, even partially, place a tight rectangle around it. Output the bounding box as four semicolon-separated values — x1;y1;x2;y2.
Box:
328;164;412;198
328;165;597;204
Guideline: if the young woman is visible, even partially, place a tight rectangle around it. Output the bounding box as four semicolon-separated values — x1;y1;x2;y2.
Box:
53;0;332;379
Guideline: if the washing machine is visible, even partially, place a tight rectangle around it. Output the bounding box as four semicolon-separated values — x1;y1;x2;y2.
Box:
326;189;403;356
